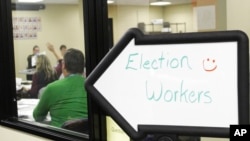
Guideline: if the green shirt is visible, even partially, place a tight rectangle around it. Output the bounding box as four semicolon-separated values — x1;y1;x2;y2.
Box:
33;74;88;127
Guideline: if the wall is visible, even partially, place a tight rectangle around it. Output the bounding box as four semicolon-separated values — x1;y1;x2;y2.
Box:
13;3;84;80
227;0;250;38
108;1;227;35
108;5;152;44
108;4;195;44
108;1;227;41
215;0;227;31
163;4;193;33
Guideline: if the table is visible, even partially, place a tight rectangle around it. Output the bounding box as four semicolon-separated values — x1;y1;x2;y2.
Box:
21;81;32;90
19;69;36;75
18;99;38;121
17;99;50;122
16;78;32;91
17;99;88;135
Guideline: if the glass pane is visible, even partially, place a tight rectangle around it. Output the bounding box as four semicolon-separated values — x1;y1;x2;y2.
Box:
107;0;226;140
12;0;88;135
108;0;194;46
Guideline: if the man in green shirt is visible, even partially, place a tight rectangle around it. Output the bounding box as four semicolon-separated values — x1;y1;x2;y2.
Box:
33;48;88;128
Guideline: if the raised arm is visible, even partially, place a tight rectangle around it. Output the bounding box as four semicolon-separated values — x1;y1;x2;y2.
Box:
46;42;63;78
46;42;62;61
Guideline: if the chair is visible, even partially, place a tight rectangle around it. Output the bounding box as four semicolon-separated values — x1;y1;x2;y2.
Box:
61;118;89;134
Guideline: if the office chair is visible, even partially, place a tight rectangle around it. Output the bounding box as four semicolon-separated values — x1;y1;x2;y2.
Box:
61;118;89;134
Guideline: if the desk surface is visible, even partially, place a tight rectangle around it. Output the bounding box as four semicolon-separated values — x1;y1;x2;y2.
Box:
17;99;88;136
19;69;35;75
18;99;50;122
16;80;32;91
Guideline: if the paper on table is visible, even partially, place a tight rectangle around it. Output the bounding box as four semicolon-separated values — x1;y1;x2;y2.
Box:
18;105;29;109
18;99;39;105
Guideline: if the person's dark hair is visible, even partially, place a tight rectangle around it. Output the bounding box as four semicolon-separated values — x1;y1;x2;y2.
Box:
60;44;67;50
63;48;84;74
33;45;39;50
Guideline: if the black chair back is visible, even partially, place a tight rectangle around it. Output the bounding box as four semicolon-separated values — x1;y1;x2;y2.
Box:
61;118;88;134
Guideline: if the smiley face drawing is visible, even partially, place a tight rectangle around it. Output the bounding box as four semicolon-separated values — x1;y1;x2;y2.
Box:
203;58;217;72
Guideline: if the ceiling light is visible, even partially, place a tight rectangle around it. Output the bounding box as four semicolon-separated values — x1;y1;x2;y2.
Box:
18;0;43;3
107;0;114;4
150;0;171;6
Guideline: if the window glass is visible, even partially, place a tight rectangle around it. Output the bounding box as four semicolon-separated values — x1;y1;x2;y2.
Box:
106;0;226;140
12;0;87;135
8;0;232;140
108;0;193;46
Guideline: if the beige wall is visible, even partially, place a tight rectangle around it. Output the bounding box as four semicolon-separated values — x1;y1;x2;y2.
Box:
108;5;152;43
227;0;250;38
109;1;227;43
163;4;193;32
215;0;227;31
13;3;84;80
108;3;199;44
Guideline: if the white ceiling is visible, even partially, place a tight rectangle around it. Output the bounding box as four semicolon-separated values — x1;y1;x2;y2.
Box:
11;0;79;4
113;0;193;6
12;0;193;6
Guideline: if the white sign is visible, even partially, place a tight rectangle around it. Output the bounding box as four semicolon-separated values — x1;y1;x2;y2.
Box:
85;28;249;139
94;39;238;131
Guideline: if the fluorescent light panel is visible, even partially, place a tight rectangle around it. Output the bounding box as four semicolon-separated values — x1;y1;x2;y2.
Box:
107;0;114;4
150;1;171;6
18;0;43;3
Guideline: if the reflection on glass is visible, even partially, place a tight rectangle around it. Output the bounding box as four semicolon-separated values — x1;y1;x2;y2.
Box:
12;0;87;134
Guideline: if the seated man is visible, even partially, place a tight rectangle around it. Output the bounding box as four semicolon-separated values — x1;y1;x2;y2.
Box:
33;48;88;128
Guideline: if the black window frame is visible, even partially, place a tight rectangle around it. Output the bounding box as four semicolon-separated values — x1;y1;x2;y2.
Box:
0;0;109;140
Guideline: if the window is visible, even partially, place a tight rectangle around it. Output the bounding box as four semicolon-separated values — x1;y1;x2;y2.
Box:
13;0;87;133
104;0;232;141
0;0;109;140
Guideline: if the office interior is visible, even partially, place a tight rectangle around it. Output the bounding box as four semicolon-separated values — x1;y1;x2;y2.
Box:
0;0;249;141
13;0;227;81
